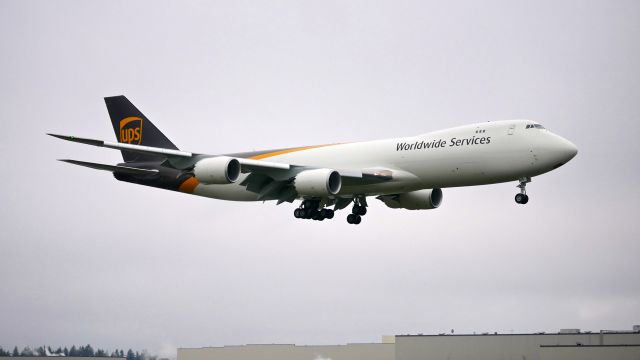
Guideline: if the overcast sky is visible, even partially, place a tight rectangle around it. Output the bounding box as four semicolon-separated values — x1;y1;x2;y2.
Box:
1;0;639;357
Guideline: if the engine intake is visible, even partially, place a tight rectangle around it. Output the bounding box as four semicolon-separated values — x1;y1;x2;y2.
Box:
294;169;342;196
193;156;241;184
378;189;443;210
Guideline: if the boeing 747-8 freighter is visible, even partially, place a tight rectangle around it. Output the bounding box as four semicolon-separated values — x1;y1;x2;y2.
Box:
50;96;578;224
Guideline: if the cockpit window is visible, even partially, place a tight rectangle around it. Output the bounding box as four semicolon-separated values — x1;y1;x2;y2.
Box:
526;124;545;129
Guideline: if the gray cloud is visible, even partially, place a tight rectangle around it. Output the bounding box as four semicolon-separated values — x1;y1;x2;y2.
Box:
1;0;639;355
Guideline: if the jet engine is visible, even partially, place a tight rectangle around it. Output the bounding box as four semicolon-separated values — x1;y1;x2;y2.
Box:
193;156;241;184
378;189;443;210
294;169;342;196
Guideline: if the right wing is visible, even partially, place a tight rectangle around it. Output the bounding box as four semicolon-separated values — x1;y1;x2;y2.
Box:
49;133;402;203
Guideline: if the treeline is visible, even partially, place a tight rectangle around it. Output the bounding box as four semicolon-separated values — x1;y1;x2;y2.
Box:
0;346;156;360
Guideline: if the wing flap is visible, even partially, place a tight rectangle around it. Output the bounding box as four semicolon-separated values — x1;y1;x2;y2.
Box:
238;158;291;171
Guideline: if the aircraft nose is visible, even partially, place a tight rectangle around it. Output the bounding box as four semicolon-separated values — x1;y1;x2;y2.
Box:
552;135;578;165
561;138;578;160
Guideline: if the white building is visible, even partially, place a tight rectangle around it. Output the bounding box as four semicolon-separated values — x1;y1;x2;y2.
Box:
395;331;640;360
178;328;640;360
178;343;394;360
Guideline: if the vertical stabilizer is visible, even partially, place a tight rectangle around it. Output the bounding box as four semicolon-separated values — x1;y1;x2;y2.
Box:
104;95;178;162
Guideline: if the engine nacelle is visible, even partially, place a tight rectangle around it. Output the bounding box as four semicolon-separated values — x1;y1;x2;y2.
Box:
378;189;443;210
294;169;342;196
193;156;241;184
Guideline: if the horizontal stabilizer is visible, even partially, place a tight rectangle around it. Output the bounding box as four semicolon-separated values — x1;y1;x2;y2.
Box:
58;159;159;176
48;133;193;158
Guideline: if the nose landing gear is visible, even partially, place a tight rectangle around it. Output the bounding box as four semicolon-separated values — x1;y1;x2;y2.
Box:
515;177;531;204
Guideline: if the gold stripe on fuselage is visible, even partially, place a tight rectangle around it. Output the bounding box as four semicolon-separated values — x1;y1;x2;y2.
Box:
248;144;336;160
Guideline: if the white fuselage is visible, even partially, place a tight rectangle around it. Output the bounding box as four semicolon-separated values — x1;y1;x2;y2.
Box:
192;120;578;201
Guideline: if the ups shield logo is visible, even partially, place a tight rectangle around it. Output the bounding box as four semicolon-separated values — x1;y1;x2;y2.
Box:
119;117;143;144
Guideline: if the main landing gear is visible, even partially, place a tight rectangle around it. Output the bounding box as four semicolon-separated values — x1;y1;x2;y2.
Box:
346;198;367;225
293;199;334;221
515;176;531;204
293;197;369;224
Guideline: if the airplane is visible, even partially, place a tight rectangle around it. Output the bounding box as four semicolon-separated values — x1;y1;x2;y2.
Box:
49;95;578;225
44;348;64;357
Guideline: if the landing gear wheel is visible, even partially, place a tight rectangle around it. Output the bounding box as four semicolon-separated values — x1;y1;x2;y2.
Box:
515;193;529;204
294;208;302;218
321;209;334;219
346;214;361;224
352;205;367;216
304;208;314;219
347;214;355;224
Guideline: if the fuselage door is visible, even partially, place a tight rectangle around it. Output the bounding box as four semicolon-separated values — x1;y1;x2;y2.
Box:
507;124;515;135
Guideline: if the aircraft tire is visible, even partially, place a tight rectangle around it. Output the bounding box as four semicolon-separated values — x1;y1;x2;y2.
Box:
353;215;362;224
305;208;314;218
521;194;529;204
515;193;525;204
347;214;355;224
320;209;333;219
352;205;366;215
